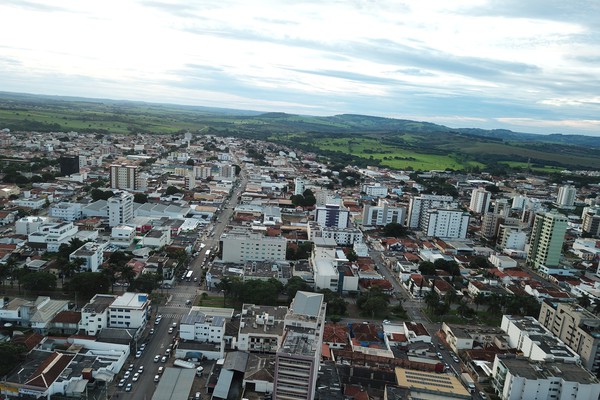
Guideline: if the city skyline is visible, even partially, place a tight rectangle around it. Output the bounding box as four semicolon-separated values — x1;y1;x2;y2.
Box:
1;1;600;136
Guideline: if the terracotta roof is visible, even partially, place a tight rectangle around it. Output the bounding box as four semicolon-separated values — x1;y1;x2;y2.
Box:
25;352;74;389
51;311;81;324
12;333;44;351
323;324;349;344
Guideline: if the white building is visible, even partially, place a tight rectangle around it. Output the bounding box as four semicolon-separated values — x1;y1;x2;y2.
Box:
489;254;518;270
492;355;600;400
110;225;136;248
221;229;287;264
307;223;363;246
141;228;172;248
69;241;108;272
108;191;134;227
469;188;492;214
311;237;339;292
110;164;140;191
407;194;457;229
556;184;576;208
179;308;227;343
361;183;388;198
49;202;82;221
79;294;117;336
362;198;406;227
15;216;48;235
498;225;528;251
423;209;469;239
108;292;150;330
28;221;79;252
314;204;349;228
237;304;288;353
12;196;48;210
294;177;305;195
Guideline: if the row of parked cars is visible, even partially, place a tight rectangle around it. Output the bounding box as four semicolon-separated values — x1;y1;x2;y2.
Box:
117;364;145;392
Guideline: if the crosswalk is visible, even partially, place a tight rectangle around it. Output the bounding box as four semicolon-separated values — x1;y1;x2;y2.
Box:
154;313;186;319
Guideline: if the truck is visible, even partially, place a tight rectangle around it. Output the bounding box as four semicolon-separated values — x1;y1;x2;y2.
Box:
173;359;204;376
460;372;476;393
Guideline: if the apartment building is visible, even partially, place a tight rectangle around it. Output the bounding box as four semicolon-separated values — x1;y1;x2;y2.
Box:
556;184;577;208
107;292;150;330
361;183;388;198
362;198;406;227
423;208;470;239
221;229;287;263
469;187;492;214
109;164;139;191
69;241;108;272
407;194;457;229
492;355;600;400
179;308;226;343
307;223;363;246
526;211;568;270
49;202;82;221
538;300;600;375
107;191;134;227
582;207;600;237
79;294;117;336
28;221;79;252
237;304;288;353
315;204;350;228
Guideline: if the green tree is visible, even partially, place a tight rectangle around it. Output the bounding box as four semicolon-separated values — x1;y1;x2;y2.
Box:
285;276;312;303
346;249;358;262
21;272;57;292
129;273;161;293
0;342;27;376
419;261;435;276
383;222;407;238
165;186;181;196
91;188;114;201
578;294;591;308
67;272;111;299
133;193;148;203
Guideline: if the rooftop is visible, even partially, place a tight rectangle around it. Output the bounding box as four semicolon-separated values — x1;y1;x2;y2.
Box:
499;355;600;384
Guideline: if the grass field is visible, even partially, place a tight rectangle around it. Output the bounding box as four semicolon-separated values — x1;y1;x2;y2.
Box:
497;161;565;173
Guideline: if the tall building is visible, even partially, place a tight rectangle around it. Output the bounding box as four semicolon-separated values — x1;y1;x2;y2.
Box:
556;184;577;208
407;194;457;229
274;291;326;400
362;198;406;227
469;187;492;214
294;177;305;196
107;191;134;227
423;208;470;239
315;204;350;228
109;164;139;191
361;183;388;198
539;300;600;376
582;207;600;238
59;155;80;176
220;229;287;263
526;211;568;270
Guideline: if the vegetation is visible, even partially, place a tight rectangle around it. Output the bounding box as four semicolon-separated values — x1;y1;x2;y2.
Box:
356;287;391;318
0;342;27;377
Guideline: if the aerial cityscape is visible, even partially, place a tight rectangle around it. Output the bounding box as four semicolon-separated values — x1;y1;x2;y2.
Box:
1;1;600;400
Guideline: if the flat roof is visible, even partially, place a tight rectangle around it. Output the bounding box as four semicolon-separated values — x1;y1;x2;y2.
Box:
395;368;471;399
110;292;148;309
151;368;196;400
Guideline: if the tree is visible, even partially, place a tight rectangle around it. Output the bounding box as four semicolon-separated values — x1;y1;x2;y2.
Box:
357;287;390;318
67;272;111;299
457;301;475;318
346;249;358;262
469;256;490;270
578;294;591;308
91;188;114;201
133;193;148;204
186;158;195;166
419;261;436;276
165;186;181;196
424;291;440;312
383;222;407;238
285;276;312;303
0;342;27;377
129;273;161;293
473;293;487;311
21;272;57;292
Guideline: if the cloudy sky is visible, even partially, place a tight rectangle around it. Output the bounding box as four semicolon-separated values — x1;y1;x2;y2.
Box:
1;0;600;136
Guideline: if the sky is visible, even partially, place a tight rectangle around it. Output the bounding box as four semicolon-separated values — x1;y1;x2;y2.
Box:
1;0;600;136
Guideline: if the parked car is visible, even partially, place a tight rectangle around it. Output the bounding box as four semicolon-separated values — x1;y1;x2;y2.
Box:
125;383;132;392
168;327;174;334
127;364;134;371
123;371;131;380
138;366;144;374
118;379;126;387
135;350;142;358
154;374;160;382
154;355;160;362
158;366;164;375
149;328;155;335
132;373;140;382
161;356;167;363
139;343;146;351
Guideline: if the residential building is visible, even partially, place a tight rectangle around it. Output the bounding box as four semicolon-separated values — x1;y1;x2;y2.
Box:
49;202;82;221
407;194;457;229
294;177;305;195
470;187;492;214
79;294;117;336
179;308;226;343
237;304;288;353
582;208;600;238
110;225;136;248
498;225;528;251
556;184;576;208
538;300;600;375
361;183;388;198
492;355;600;400
59;155;80;176
315;204;350;228
526;211;568;270
274;292;326;400
109;164;139;191
108;191;134;227
107;292;150;330
28;221;79;252
12;196;48;210
15;216;48;235
311;237;339;291
423;208;470;239
141;228;172;248
307;223;363;246
220;229;287;263
69;241;108;272
362;198;406;227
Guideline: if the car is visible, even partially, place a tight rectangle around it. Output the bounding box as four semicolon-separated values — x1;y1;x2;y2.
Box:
139;343;146;351
127;364;134;371
138;366;144;374
479;392;487;399
165;348;171;356
154;374;160;382
382;319;390;324
161;356;167;363
195;392;201;399
452;356;460;363
135;350;142;358
186;299;192;305
438;343;445;350
154;355;160;362
436;352;443;359
168;327;174;334
118;379;126;387
172;322;178;328
132;372;140;382
149;328;155;335
154;318;161;325
125;383;132;392
123;371;131;380
158;366;164;375
157;314;163;319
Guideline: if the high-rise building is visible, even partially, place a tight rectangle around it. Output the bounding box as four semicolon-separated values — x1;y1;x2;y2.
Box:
361;183;388;198
109;164;139;191
274;291;326;400
108;191;134;227
582;207;600;238
469;187;491;214
315;204;350;228
526;211;568;270
407;194;457;229
362;198;406;227
538;300;600;376
220;229;287;263
294;177;305;196
556;184;577;208
59;155;80;176
423;208;470;239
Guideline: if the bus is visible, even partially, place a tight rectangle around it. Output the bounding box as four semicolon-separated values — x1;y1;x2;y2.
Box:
185;271;193;282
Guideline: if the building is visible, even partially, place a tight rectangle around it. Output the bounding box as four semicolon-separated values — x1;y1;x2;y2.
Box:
307;223;363;246
79;294;117;336
526;211;568;270
273;292;326;400
107;292;150;330
49;202;82;222
556;184;577;208
28;221;79;252
362;198;406;227
498;225;528;251
582;208;600;238
492;355;600;400
179;308;226;343
315;204;350;228
538;300;600;375
109;164;139;191
361;183;388;198
110;225;136;248
470;188;492;214
407;194;457;229
423;208;470;239
237;304;288;353
220;229;287;264
294;177;305;196
395;367;471;399
69;241;108;272
59;155;80;176
108;191;134;227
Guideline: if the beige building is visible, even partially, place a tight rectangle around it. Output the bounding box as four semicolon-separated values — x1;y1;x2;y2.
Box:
538;300;600;375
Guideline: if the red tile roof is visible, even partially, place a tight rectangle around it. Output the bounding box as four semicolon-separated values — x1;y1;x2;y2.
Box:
51;311;81;324
25;352;74;389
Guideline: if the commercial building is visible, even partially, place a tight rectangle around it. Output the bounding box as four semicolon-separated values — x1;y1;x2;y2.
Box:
107;191;134;227
538;300;600;375
107;292;150;330
361;183;388;198
407;194;457;229
69;241;108;272
470;187;492;214
526;211;568;270
109;164;139;191
307;223;363;246
28;221;79;252
220;229;287;264
237;304;288;353
179;308;226;343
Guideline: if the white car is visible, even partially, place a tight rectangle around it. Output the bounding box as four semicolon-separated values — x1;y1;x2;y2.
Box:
138;366;144;374
139;343;146;351
168;327;174;334
123;371;131;380
118;379;126;387
161;356;167;363
154;355;160;362
125;383;132;392
132;373;140;382
135;350;142;358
